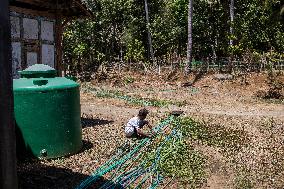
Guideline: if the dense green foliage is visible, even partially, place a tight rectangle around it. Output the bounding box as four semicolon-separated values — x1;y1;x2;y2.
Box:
63;0;284;73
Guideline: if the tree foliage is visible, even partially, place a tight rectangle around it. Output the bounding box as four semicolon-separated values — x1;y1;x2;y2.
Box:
63;0;284;75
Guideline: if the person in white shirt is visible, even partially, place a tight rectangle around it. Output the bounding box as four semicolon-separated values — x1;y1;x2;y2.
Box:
125;108;153;138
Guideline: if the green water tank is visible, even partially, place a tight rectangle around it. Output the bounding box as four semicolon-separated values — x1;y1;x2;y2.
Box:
14;64;82;159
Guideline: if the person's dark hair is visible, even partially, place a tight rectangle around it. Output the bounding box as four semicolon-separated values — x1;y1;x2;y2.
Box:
138;108;149;117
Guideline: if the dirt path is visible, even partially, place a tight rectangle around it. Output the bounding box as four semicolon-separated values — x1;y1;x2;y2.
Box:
81;94;283;121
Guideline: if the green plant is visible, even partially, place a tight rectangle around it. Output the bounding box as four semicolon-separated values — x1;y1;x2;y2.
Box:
124;38;145;63
235;169;253;189
144;118;207;188
158;141;206;187
123;76;135;84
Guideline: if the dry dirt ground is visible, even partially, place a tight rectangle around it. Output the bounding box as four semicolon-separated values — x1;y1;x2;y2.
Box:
18;72;284;189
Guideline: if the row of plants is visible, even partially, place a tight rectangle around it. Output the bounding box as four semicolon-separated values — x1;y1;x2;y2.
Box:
86;87;186;107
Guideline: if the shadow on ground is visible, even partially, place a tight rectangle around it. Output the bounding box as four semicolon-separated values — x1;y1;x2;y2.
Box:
18;162;87;189
81;113;114;128
80;140;94;153
18;161;124;189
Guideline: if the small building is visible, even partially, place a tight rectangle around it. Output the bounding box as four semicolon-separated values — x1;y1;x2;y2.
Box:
9;0;91;78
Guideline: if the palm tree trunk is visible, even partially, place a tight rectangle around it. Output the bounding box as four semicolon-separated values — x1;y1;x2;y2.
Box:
0;1;18;189
144;0;154;63
186;0;193;73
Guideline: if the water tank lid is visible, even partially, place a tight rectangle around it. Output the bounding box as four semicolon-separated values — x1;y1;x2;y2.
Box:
13;77;79;92
19;64;56;78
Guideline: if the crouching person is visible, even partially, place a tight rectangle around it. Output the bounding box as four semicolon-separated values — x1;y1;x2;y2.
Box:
125;108;153;138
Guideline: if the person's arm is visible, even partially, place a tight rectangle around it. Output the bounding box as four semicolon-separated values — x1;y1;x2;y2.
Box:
144;121;156;135
136;128;152;138
143;120;152;130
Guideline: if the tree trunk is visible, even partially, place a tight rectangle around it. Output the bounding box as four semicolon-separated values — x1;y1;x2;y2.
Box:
229;0;235;73
229;0;234;46
0;1;18;189
186;0;193;73
144;0;154;63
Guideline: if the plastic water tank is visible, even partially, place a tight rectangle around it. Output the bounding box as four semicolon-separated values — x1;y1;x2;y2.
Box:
14;64;82;159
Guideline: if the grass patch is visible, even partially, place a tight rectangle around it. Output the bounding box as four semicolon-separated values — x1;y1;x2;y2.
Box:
174;117;255;188
176;117;250;156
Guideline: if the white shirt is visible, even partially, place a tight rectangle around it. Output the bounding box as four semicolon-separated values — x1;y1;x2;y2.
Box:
125;116;147;137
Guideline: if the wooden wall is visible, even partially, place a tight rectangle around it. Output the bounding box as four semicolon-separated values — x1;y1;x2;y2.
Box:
10;6;60;78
